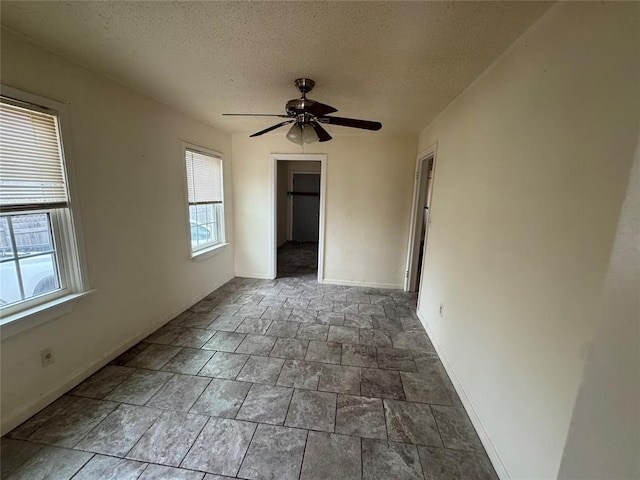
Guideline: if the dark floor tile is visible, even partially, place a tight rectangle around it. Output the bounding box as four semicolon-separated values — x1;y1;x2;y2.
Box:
147;374;211;411
235;334;276;355
391;332;435;354
207;315;245;332
238;424;307;480
300;431;361;480
369;294;395;306
261;307;292;321
73;454;146;480
236;383;293;425
235;317;272;335
327;326;359;344
265;320;300;338
285;389;336;432
277;360;322;390
361;369;405;400
362;438;424;480
318;364;361;395
289;308;318;323
384;400;442;447
161;348;214;375
236;356;284;385
344;313;374;329
211;304;242;316
145;325;185;345
316;311;345;325
0;438;42;479
296;324;329;341
4;445;92;480
110;343;151;366
181;417;256;476
342;344;378;368
359;329;393;347
8;396;76;440
270;337;309;360
138;464;205;480
75;404;162;456
27;397;118;448
106;370;174;405
359;304;385;316
284;298;310;310
189;377;249;416
258;295;287;308
305;341;341;364
235;304;267;318
307;299;334;312
400;371;452;405
127;410;208;466
332;301;358;314
372;315;404;332
413;353;463;409
199;352;249;379
336;394;386;439
171;328;215;348
202;331;246;352
126;344;182;370
70;365;135;399
418;446;497;480
235;294;265;306
377;347;417;372
431;406;484;452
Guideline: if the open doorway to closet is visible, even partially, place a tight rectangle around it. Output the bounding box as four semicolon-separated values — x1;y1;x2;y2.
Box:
270;154;327;282
405;148;437;293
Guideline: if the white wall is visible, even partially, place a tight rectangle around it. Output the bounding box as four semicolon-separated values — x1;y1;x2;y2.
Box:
558;135;640;480
415;3;639;478
232;135;417;287
0;29;235;433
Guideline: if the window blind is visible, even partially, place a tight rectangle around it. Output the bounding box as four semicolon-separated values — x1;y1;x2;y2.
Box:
0;99;69;212
185;148;223;204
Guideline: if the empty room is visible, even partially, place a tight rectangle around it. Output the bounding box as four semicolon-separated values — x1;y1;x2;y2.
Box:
0;2;638;480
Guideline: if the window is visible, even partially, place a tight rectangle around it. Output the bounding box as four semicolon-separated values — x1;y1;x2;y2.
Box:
184;144;225;255
0;88;87;320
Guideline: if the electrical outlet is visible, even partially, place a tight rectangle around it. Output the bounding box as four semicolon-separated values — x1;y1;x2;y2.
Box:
439;303;444;318
41;348;55;367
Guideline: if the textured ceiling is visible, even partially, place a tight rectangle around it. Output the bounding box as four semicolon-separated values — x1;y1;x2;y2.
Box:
1;1;551;136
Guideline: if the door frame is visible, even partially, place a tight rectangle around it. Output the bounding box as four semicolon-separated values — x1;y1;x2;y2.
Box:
270;154;327;282
404;143;438;292
289;171;321;241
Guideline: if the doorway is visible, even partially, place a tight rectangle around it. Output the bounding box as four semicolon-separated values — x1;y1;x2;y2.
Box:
270;154;327;281
405;148;437;292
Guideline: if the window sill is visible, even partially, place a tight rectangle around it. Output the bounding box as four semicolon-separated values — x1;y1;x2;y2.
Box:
0;290;95;340
191;242;229;261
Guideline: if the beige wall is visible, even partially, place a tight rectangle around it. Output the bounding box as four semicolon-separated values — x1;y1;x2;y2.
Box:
415;3;639;478
232;135;417;286
0;30;234;433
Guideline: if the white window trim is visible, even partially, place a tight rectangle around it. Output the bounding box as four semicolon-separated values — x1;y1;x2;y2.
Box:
181;141;228;259
0;85;92;339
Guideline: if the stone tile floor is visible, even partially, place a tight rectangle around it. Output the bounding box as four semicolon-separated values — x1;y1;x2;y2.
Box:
1;243;498;479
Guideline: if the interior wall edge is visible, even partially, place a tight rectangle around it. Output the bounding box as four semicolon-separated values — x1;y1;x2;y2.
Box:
416;307;510;480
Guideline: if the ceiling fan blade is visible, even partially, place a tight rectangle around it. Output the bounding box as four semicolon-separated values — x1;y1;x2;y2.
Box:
250;120;295;137
310;121;332;142
320;116;382;131
224;113;290;117
306;101;338;117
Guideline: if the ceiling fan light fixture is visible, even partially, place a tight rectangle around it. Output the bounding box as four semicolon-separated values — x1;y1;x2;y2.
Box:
302;124;319;144
286;123;304;144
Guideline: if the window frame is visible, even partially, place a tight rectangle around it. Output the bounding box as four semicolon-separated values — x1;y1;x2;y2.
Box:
0;85;91;337
181;141;227;259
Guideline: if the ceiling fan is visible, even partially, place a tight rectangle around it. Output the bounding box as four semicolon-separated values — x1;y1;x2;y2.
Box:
223;78;382;144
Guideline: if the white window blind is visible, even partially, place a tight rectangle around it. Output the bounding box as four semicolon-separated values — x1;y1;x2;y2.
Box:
185;148;223;204
0;98;68;212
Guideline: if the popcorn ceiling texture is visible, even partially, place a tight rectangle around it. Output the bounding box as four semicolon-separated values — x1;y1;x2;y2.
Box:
0;1;550;135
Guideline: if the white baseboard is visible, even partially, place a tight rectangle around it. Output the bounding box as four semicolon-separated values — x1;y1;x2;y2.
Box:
234;272;273;280
322;278;403;289
416;308;511;480
0;273;234;435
